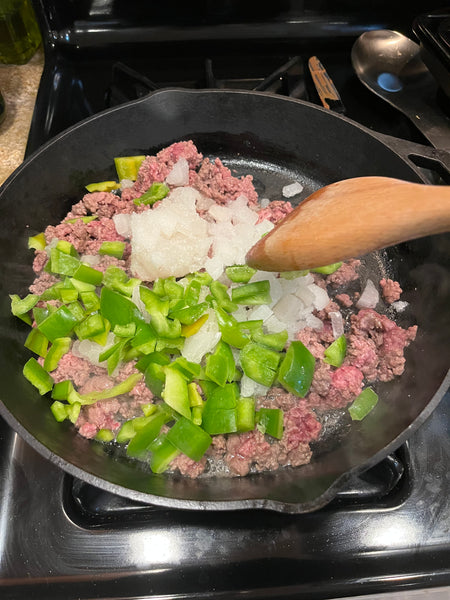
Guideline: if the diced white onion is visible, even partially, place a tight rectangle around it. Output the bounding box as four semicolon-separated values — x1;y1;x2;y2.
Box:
165;158;189;186
113;213;132;238
329;311;344;338
356;279;380;309
240;374;269;398
282;182;303;198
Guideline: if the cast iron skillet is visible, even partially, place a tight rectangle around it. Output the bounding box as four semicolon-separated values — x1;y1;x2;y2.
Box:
0;89;449;513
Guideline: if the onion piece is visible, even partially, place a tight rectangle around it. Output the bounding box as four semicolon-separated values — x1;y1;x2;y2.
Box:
329;311;344;338
165;157;189;186
282;182;303;198
356;279;379;309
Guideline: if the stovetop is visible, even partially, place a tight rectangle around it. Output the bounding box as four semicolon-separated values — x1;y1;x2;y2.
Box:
1;1;449;598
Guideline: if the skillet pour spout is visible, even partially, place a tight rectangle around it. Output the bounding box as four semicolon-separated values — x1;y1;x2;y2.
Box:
0;89;448;512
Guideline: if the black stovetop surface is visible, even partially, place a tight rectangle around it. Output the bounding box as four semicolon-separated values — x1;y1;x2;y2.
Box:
0;1;449;598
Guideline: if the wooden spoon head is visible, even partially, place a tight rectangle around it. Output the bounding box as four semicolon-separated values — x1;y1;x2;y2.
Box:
245;176;437;272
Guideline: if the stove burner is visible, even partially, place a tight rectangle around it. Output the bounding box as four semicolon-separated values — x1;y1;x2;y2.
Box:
104;55;307;109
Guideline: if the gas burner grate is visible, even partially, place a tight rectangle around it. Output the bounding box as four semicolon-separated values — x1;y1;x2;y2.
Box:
64;445;410;528
104;55;307;108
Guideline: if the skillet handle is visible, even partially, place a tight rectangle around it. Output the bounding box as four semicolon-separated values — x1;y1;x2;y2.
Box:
372;132;450;184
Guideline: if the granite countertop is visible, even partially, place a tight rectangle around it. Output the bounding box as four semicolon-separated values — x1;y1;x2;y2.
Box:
0;48;45;186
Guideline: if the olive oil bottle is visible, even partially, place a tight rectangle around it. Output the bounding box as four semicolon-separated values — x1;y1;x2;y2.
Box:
0;0;41;65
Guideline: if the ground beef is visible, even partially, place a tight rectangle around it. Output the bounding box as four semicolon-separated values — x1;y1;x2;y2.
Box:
380;278;402;304
212;391;322;477
326;259;361;287
189;157;259;206
336;293;353;307
29;271;59;295
257;200;293;224
170;454;207;478
349;308;417;382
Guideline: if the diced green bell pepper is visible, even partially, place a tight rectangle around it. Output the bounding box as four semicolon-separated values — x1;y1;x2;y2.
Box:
240;342;281;387
311;262;342;275
126;408;172;458
103;266;140;297
74;313;107;341
99;241;126;259
205;340;235;387
166;417;212;461
28;232;46;251
10;293;39;324
149;434;180;474
236;397;256;432
85;181;119;193
161;366;191;419
210;280;237;313
43;337;71;371
231;280;272;305
256;407;284;439
324;335;347;368
201;383;238;435
114;155;146;181
348;387;379;421
278;341;315;398
100;286;145;328
23;357;54;395
134;182;170;206
37;305;79;342
24;327;49;358
225;265;257;284
96;428;115;442
251;327;288;351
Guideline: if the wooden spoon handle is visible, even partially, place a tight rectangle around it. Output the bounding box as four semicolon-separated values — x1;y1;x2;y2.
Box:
246;177;450;271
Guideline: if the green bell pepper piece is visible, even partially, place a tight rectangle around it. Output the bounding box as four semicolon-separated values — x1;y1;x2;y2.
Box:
103;266;140;297
134;182;170;207
23;357;54;395
240;342;281;387
74;313;106;341
24;327;49;358
51;379;73;400
37;305;79;342
278;341;315;398
100;286;145;328
126;408;172;458
85;181;119;193
324;334;347;368
114;155;146;181
99;241;126;259
43;337;71;372
72;263;103;286
10;293;39;324
80;291;101;312
184;279;201;305
169;302;208;325
166;417;212;461
205;340;235;387
256;407;284;439
210;280;237;313
214;306;250;349
236;397;256;432
50;400;69;422
149;434;180;474
161;366;191;419
201;383;238;435
225;265;257;283
74;373;143;405
28;232;46;251
231;280;272;305
251;327;288;351
96;428;115;442
311;262;342;275
348;387;379;421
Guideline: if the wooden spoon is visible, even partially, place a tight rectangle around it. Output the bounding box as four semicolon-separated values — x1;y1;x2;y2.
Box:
246;176;450;272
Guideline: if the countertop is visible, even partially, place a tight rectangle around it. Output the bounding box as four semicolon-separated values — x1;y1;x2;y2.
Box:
0;48;45;186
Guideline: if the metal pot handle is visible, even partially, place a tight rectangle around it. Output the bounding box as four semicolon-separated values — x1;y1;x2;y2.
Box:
372;131;450;183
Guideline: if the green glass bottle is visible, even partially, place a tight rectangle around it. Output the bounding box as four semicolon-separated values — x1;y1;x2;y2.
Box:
0;0;42;65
